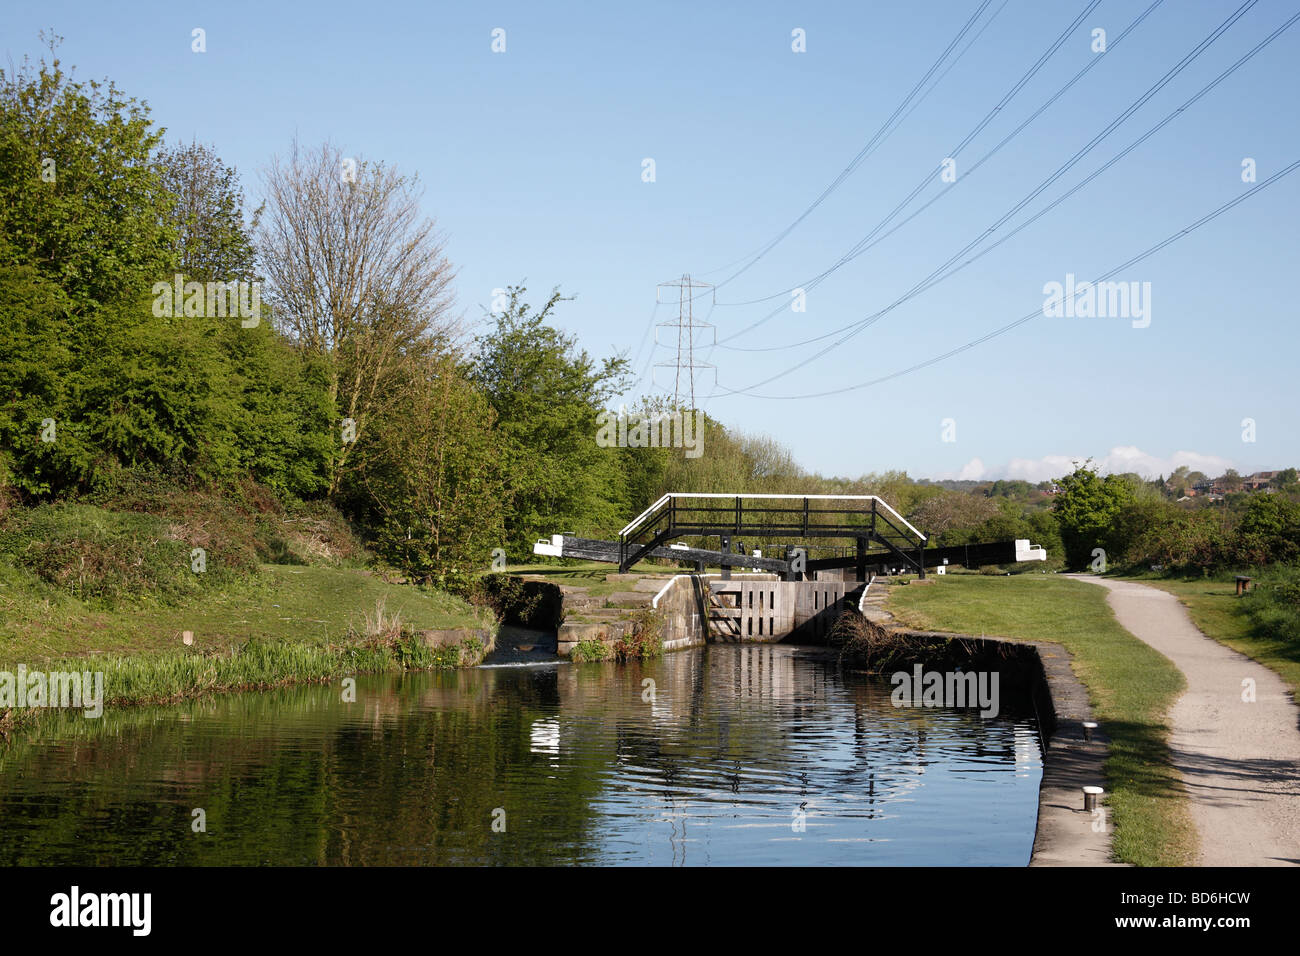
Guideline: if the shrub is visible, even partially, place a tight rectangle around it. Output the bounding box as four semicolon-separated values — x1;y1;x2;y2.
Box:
1238;564;1300;646
88;475;365;569
0;502;245;603
613;608;663;661
570;639;612;662
1123;507;1229;573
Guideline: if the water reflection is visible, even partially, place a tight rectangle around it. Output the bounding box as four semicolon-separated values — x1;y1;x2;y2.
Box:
0;645;1041;866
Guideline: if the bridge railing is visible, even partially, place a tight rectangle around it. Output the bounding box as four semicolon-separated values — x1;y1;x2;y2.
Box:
617;493;926;571
620;493;924;540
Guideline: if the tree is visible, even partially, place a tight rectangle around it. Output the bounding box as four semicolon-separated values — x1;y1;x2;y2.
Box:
0;264;91;495
1235;493;1300;565
258;140;458;495
471;285;629;554
342;353;503;582
1051;462;1136;569
909;490;999;544
0;38;182;496
0;36;175;317
157;140;261;284
1166;465;1192;497
987;479;1033;500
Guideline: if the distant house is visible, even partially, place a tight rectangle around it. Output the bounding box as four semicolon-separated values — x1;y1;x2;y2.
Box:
1242;471;1279;491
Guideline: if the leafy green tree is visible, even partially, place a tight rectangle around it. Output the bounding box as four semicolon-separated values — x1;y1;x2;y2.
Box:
341;353;502;582
986;479;1033;500
1025;509;1064;562
471;285;629;555
1051;462;1136;569
0;264;94;494
1167;465;1193;497
1235;493;1300;565
0;38;176;316
0;50;333;499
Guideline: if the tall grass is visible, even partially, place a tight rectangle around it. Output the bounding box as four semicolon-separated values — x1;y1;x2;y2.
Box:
0;626;483;738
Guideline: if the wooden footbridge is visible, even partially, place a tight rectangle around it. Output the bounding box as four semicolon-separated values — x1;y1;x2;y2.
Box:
534;493;1047;580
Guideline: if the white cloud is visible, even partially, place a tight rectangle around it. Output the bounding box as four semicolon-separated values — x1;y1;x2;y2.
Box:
937;446;1235;484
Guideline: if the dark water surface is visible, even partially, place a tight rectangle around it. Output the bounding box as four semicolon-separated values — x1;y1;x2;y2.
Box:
0;645;1042;865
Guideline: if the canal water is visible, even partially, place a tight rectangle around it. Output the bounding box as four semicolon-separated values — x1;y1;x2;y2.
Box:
0;645;1042;865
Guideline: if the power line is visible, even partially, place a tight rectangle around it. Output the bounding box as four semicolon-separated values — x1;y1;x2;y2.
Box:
720;0;1287;356
716;0;1114;318
626;299;663;393
691;0;998;293
711;157;1300;400
720;0;1267;391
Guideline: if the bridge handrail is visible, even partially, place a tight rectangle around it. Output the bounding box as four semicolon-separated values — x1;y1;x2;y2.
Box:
619;493;926;542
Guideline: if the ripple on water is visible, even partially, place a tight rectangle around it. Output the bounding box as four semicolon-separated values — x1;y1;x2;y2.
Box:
0;644;1041;866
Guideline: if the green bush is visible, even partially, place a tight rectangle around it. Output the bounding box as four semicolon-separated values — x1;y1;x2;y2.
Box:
614;609;663;661
1238;564;1300;645
570;638;612;662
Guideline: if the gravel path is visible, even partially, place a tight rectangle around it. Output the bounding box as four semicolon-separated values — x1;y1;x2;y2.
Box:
1069;575;1300;866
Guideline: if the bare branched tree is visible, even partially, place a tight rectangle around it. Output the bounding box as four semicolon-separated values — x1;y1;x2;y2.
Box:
258;140;459;494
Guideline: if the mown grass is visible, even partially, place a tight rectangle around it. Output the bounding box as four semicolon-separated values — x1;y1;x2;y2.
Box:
0;560;491;663
886;574;1194;867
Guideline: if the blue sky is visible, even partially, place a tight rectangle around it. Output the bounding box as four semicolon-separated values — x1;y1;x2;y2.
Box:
6;0;1298;482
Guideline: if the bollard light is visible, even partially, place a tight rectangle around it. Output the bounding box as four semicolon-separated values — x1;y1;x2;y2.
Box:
1082;720;1098;741
1083;786;1104;812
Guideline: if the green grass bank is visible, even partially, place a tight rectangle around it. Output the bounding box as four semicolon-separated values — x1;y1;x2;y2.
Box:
0;496;498;736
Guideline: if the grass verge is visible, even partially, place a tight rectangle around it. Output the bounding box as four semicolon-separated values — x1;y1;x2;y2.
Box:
0;561;491;661
0;628;484;738
885;574;1194;866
